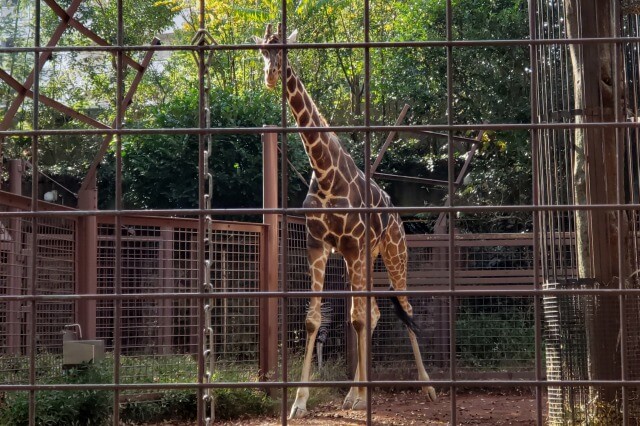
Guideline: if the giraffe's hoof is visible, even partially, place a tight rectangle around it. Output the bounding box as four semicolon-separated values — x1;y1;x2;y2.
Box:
351;398;367;411
342;395;355;410
288;405;308;419
423;386;437;402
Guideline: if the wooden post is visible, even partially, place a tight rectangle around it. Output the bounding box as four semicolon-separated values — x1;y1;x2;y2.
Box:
77;183;98;339
260;129;279;381
7;159;23;354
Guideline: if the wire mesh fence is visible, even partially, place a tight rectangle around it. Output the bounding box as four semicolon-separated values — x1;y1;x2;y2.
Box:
2;0;640;424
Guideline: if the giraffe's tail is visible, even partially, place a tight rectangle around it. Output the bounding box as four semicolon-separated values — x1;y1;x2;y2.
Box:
388;286;421;336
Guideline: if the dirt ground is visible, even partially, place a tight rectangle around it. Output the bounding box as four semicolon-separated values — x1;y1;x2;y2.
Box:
154;389;543;425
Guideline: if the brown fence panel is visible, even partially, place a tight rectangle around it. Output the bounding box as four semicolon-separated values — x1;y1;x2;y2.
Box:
0;191;77;384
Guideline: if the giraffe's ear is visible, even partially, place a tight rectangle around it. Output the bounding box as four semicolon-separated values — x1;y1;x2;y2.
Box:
264;23;273;39
252;35;263;45
287;29;298;44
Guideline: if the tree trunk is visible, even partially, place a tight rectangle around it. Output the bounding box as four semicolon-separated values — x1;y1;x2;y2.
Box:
564;0;630;410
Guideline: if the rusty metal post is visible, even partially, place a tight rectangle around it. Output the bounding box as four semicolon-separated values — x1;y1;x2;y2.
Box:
260;129;279;381
7;159;23;354
76;183;98;339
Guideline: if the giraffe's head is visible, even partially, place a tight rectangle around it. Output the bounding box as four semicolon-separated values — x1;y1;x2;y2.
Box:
253;23;298;89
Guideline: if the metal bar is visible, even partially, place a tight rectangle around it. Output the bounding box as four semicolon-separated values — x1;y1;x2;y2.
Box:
370;103;410;176
8;36;640;55
261;130;279;381
373;172;449;186
28;1;42;424
2;202;640;219
0;0;83;131
453;131;483;186
195;0;207;421
0;68;111;130
528;0;544;424
4;378;640;392
417;129;483;144
445;1;457;424
80;38;161;192
6;121;640;137
7;121;640;138
110;0;125;422
363;1;373;424
42;0;144;72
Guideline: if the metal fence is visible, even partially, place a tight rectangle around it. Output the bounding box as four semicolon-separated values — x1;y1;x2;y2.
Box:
0;188;540;374
2;0;640;425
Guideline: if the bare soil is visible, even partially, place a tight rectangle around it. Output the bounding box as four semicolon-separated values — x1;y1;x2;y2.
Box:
151;389;543;425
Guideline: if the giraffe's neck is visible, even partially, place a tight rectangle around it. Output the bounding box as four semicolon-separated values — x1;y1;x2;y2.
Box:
285;64;354;178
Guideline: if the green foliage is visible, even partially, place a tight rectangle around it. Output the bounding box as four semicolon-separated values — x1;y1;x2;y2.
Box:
0;355;274;424
119;365;273;423
2;0;532;219
0;363;113;426
98;88;309;211
456;298;535;369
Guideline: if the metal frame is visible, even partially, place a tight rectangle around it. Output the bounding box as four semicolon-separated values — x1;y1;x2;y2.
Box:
2;0;640;425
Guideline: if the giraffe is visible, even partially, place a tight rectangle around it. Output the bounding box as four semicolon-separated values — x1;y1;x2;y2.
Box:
254;23;437;419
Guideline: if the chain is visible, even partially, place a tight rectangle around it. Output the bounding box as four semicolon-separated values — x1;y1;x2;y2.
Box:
192;28;217;426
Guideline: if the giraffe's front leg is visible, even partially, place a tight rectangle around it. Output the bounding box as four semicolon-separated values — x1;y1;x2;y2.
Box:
343;260;380;411
289;239;329;419
342;366;359;410
343;300;380;410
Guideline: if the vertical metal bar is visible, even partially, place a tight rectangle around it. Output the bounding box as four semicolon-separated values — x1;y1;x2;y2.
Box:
280;3;290;423
528;1;544;424
196;1;207;425
112;0;125;423
445;1;457;424
29;2;41;425
363;1;373;425
612;3;629;424
262;130;279;381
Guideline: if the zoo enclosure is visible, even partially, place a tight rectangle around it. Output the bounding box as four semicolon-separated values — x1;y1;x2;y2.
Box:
1;0;640;425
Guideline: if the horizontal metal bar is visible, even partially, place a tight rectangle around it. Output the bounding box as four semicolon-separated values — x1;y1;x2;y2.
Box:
0;203;638;218
416;130;482;144
0;379;638;393
1;287;639;303
2;36;640;54
374;172;450;186
0;121;638;137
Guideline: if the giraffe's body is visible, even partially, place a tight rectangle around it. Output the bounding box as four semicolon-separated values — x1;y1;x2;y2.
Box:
255;24;436;419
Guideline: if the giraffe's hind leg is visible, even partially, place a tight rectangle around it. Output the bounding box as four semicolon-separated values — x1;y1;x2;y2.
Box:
382;217;437;402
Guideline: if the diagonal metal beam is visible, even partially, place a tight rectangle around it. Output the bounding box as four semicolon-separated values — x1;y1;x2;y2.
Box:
0;68;110;130
0;0;84;131
43;0;144;72
434;130;485;230
370;103;410;177
80;38;161;191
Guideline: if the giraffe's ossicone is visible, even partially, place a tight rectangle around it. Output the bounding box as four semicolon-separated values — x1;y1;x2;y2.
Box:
255;23;437;419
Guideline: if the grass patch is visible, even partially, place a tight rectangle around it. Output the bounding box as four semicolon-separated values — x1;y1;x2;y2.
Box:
0;355;274;424
276;356;349;411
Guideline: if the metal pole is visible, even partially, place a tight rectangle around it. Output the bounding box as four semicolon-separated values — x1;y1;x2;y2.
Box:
261;129;279;383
